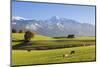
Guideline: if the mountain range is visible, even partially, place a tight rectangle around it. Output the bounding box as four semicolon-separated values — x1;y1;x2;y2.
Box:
12;16;95;37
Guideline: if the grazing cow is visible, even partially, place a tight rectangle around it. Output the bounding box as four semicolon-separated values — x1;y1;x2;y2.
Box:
63;51;75;58
70;51;75;54
63;54;68;58
27;49;31;52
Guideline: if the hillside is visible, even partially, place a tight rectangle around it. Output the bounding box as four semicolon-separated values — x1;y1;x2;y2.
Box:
12;33;54;40
12;33;95;50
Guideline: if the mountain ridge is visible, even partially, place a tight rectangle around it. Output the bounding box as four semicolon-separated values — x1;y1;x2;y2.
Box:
12;16;95;37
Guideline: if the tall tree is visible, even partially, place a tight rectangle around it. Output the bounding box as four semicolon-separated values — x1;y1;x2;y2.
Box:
24;31;34;42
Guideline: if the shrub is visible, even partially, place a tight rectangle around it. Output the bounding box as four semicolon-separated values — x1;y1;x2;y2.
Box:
67;34;75;38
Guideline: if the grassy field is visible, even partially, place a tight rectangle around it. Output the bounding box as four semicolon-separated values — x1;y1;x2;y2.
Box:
12;33;95;41
12;33;95;46
12;33;96;66
12;46;95;66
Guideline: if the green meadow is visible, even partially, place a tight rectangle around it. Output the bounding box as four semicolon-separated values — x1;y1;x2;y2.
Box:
12;33;96;66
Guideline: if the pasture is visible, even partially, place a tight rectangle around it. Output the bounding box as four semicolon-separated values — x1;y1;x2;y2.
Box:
12;46;95;66
12;33;96;66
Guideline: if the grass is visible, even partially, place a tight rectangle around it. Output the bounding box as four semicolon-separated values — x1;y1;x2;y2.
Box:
12;33;95;46
12;33;95;40
12;33;55;46
12;45;96;66
12;33;96;66
12;40;95;50
12;33;54;41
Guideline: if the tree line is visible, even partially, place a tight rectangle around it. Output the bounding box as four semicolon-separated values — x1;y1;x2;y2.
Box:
12;29;23;33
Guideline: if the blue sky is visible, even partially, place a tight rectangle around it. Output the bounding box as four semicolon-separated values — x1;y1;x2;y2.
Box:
12;1;96;25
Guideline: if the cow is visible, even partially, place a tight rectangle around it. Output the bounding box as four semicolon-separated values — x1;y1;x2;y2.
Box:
70;50;75;54
63;50;75;58
63;54;69;58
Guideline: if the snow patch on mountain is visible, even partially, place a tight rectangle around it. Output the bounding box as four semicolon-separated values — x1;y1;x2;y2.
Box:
12;16;26;20
26;24;38;31
56;23;64;30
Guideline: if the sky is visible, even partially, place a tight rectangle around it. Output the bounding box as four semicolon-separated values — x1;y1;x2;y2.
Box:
12;1;96;25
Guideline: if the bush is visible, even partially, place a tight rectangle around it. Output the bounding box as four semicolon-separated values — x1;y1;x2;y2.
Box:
24;31;34;42
67;34;75;38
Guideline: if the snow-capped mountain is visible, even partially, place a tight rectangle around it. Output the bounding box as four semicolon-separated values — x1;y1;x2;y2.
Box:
12;16;95;37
